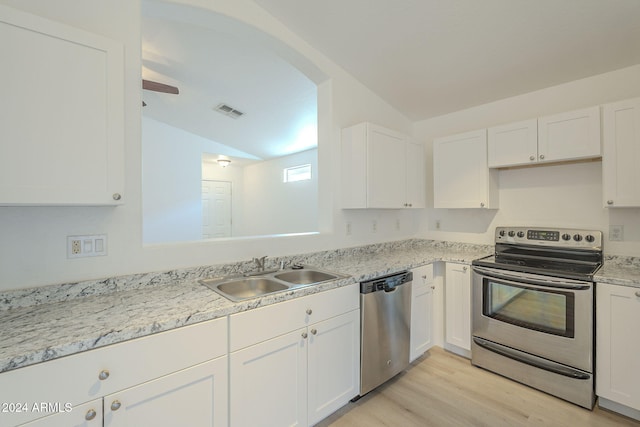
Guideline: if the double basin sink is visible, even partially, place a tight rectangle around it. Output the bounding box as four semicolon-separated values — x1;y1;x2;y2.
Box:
199;266;349;302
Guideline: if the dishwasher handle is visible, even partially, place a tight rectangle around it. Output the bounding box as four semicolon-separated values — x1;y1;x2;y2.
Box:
360;271;413;294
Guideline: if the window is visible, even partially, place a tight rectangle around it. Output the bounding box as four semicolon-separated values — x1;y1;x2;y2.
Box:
283;164;311;183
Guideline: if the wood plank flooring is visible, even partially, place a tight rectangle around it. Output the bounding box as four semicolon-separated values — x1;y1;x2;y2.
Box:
318;347;640;427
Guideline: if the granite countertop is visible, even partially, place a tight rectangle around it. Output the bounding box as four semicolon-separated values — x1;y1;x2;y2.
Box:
0;239;492;374
594;256;640;287
1;238;638;375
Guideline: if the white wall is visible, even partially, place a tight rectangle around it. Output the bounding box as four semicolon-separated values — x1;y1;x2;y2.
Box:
0;0;416;291
415;64;640;255
142;117;202;243
241;149;317;236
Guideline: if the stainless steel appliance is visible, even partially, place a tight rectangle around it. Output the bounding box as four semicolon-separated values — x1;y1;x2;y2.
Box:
472;227;602;409
359;271;412;396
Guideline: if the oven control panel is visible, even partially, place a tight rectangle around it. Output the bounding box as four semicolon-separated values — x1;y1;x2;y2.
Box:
495;227;602;249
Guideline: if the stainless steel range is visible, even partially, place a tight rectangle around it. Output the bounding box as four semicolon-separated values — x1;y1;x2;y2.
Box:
471;227;603;409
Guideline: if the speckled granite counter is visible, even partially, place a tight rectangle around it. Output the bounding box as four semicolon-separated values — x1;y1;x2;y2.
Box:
0;239;492;374
594;256;640;288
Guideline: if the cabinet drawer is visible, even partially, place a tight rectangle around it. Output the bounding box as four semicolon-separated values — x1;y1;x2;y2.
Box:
230;284;359;352
0;317;226;425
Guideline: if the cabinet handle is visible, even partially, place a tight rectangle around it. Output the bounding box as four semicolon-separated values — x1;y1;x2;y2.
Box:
529;155;535;161
98;370;110;381
111;400;121;411
539;154;545;160
635;291;640;298
85;409;97;421
311;328;317;335
112;193;122;201
301;332;308;339
306;309;312;315
607;200;614;205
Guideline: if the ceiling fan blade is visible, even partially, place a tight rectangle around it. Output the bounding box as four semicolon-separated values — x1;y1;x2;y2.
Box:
142;79;179;94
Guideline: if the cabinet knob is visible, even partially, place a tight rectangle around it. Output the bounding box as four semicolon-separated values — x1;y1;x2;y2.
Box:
112;193;122;201
635;291;640;298
85;409;97;421
409;203;412;207
110;400;121;411
529;155;535;161
301;332;308;339
463;266;468;272
311;328;317;335
430;285;435;290
539;154;545;160
480;202;485;208
98;369;110;381
421;275;427;279
306;309;312;315
607;200;614;205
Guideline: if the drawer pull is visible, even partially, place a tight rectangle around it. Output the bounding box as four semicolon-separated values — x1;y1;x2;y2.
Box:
301;332;308;339
306;309;312;315
311;329;317;335
85;409;97;421
111;400;122;411
98;370;110;381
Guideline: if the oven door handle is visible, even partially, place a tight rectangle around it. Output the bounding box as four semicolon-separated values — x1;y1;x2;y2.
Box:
472;266;591;290
473;337;591;380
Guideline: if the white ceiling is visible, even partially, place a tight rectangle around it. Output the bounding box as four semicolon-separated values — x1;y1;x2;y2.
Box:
254;0;640;121
141;1;318;162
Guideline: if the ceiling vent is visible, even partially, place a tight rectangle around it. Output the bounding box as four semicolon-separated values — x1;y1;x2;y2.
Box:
214;103;244;119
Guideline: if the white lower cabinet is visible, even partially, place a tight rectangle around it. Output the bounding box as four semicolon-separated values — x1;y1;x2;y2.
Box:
19;399;102;427
444;263;472;356
410;264;434;362
1;318;228;427
104;357;227;427
229;285;360;427
596;282;640;420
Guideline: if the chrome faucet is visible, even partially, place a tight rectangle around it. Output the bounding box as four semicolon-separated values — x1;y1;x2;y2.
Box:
252;256;267;272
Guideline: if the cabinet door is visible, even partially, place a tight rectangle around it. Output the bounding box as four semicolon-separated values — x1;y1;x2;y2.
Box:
445;263;471;354
487;119;538;168
602;98;640;207
230;329;307;427
367;125;407;208
410;264;434;362
104;357;228;427
0;5;124;205
405;141;426;208
596;283;640;411
433;129;497;209
308;310;360;425
18;399;102;427
537;106;601;163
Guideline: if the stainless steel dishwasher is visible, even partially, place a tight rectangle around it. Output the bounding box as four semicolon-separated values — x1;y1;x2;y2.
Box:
359;271;413;396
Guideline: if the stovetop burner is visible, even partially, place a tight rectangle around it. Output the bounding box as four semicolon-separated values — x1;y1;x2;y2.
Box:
472;226;603;281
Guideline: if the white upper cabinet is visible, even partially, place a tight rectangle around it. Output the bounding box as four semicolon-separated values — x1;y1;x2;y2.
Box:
0;5;125;206
602;97;640;207
433;129;498;209
488;106;601;168
342;122;425;209
488;119;538;168
537;106;601;163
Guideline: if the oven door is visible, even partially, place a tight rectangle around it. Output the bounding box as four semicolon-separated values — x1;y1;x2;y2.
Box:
472;266;593;372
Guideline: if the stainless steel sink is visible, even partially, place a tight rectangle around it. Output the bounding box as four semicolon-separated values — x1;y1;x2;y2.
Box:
274;269;339;285
200;277;289;302
199;266;348;302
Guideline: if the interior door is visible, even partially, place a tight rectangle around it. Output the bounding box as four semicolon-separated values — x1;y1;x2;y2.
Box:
202;180;232;238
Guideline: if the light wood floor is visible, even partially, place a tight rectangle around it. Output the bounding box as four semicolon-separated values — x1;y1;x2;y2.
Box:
318;347;640;427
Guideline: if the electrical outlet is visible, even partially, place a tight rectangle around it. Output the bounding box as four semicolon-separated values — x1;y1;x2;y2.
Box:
609;225;624;241
372;220;377;233
395;218;401;231
346;221;352;236
436;220;441;230
67;234;107;258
